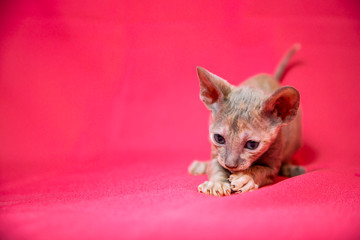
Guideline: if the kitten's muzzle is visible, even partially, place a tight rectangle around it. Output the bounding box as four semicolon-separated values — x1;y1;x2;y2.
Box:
224;162;238;169
224;155;244;169
223;157;248;171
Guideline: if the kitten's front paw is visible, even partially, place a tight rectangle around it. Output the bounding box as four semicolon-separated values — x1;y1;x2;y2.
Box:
229;173;259;193
198;180;231;197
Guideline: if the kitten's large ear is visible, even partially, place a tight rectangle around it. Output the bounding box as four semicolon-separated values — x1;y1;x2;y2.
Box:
197;66;232;111
262;86;300;125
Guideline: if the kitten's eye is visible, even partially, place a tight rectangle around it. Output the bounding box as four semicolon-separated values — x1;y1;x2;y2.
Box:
245;140;259;150
214;134;226;145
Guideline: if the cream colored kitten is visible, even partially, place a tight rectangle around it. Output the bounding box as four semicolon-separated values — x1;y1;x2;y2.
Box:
189;44;305;196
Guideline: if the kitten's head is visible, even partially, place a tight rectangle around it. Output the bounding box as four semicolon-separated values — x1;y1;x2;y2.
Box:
197;67;300;172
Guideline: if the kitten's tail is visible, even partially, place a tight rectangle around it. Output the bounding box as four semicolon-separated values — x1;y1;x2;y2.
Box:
188;160;209;175
274;43;301;82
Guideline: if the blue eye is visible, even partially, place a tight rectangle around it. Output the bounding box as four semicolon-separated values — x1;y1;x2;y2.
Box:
214;134;226;145
245;140;259;150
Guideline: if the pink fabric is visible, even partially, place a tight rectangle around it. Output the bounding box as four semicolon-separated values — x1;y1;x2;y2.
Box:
1;1;360;239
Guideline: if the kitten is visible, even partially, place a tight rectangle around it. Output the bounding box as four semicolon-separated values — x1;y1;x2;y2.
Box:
188;44;305;196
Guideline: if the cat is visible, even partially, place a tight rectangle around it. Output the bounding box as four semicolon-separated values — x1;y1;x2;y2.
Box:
188;44;305;196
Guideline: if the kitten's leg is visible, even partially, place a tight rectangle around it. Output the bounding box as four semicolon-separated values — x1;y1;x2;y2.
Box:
188;160;209;175
279;163;306;177
229;165;278;193
198;159;231;197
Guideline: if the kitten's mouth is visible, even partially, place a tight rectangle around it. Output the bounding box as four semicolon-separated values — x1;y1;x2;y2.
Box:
224;165;249;173
228;168;245;173
228;169;238;174
218;158;250;172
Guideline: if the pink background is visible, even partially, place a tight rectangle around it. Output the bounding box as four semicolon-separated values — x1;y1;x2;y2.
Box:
1;1;360;239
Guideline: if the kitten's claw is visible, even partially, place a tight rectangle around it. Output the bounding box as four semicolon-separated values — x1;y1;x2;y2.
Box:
229;173;259;193
198;180;231;197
